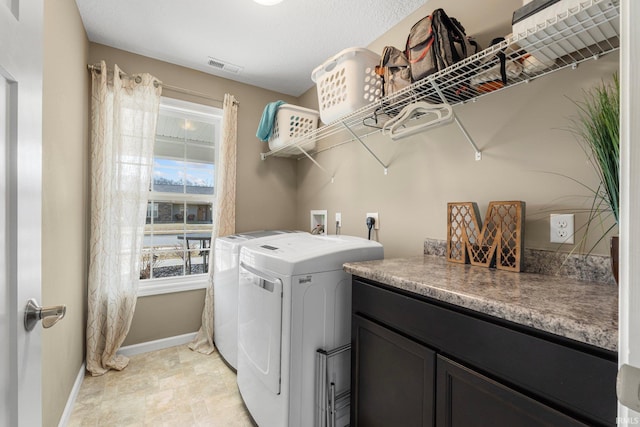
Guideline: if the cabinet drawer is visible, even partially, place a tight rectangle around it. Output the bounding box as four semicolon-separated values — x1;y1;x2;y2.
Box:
352;278;617;426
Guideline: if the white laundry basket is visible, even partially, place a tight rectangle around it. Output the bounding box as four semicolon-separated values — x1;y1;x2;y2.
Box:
311;47;382;124
268;104;319;156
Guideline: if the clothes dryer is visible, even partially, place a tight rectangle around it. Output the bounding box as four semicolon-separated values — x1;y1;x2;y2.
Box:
214;230;304;370
237;234;383;427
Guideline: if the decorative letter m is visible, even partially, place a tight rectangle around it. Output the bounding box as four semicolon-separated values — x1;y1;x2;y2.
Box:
447;201;525;272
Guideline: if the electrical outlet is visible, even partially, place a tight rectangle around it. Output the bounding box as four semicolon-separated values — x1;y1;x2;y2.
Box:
550;214;574;244
366;212;379;230
335;212;342;227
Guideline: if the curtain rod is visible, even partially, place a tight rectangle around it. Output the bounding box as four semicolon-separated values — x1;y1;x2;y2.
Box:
86;64;238;106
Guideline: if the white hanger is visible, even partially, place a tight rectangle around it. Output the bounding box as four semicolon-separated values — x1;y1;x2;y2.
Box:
382;101;453;140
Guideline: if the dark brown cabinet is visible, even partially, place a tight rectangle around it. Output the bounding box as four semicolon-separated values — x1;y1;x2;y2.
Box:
351;314;435;427
350;277;617;427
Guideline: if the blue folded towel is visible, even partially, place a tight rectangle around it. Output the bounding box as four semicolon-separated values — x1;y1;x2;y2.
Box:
256;100;286;142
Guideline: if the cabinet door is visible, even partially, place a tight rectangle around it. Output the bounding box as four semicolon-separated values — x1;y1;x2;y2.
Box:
351;314;435;427
436;356;588;427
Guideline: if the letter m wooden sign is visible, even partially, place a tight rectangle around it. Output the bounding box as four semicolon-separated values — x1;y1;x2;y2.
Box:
447;201;525;272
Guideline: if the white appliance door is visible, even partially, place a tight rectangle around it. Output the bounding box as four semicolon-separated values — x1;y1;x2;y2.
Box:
1;0;44;425
238;261;283;395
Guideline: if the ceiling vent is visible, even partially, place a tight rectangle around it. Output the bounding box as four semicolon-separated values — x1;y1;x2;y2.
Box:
207;57;243;74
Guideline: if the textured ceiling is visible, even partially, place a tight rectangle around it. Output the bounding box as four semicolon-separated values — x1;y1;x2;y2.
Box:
75;0;428;96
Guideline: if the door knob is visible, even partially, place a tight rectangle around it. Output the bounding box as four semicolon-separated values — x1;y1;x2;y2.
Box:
24;298;66;331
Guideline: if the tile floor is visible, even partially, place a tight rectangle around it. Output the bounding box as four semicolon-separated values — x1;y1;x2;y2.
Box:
67;345;255;427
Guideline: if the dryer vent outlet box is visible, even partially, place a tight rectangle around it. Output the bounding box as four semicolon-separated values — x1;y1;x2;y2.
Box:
311;210;327;235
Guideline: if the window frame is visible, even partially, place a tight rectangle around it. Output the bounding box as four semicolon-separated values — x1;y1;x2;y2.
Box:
138;97;222;296
146;202;159;220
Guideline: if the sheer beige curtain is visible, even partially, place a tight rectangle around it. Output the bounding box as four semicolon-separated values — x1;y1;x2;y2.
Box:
189;94;238;354
86;61;162;375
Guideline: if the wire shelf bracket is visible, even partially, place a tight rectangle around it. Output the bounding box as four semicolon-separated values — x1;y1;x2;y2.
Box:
431;81;482;161
342;121;389;175
296;145;335;183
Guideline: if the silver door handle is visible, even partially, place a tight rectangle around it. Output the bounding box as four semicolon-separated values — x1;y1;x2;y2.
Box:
24;298;66;331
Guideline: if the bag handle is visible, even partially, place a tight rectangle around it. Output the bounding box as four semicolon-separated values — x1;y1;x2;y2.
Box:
436;11;469;62
490;37;507;85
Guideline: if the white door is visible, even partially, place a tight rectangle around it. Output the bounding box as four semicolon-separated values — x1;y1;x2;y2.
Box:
0;0;44;426
618;0;640;424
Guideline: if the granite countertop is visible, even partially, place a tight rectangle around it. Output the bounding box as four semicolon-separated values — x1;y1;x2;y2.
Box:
344;255;619;352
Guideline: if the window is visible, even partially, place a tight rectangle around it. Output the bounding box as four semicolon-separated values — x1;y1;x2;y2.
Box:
139;97;221;295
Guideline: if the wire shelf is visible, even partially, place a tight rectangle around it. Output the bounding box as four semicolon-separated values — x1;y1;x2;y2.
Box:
260;0;620;165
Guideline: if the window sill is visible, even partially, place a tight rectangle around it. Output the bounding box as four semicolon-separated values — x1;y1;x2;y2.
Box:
137;274;209;297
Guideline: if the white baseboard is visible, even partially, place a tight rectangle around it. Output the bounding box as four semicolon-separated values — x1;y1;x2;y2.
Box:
117;332;198;357
58;362;85;427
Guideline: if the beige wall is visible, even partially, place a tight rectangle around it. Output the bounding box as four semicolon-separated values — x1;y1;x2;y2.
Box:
123;291;205;345
296;1;619;258
42;0;89;426
87;44;301;345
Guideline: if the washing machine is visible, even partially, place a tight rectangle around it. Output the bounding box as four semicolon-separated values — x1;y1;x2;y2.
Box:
237;234;383;427
214;230;305;370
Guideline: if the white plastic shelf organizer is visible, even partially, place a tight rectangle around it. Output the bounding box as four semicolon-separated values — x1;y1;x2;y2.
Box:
260;0;621;176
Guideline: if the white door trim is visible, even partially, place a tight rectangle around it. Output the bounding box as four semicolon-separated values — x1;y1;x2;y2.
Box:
618;0;640;423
